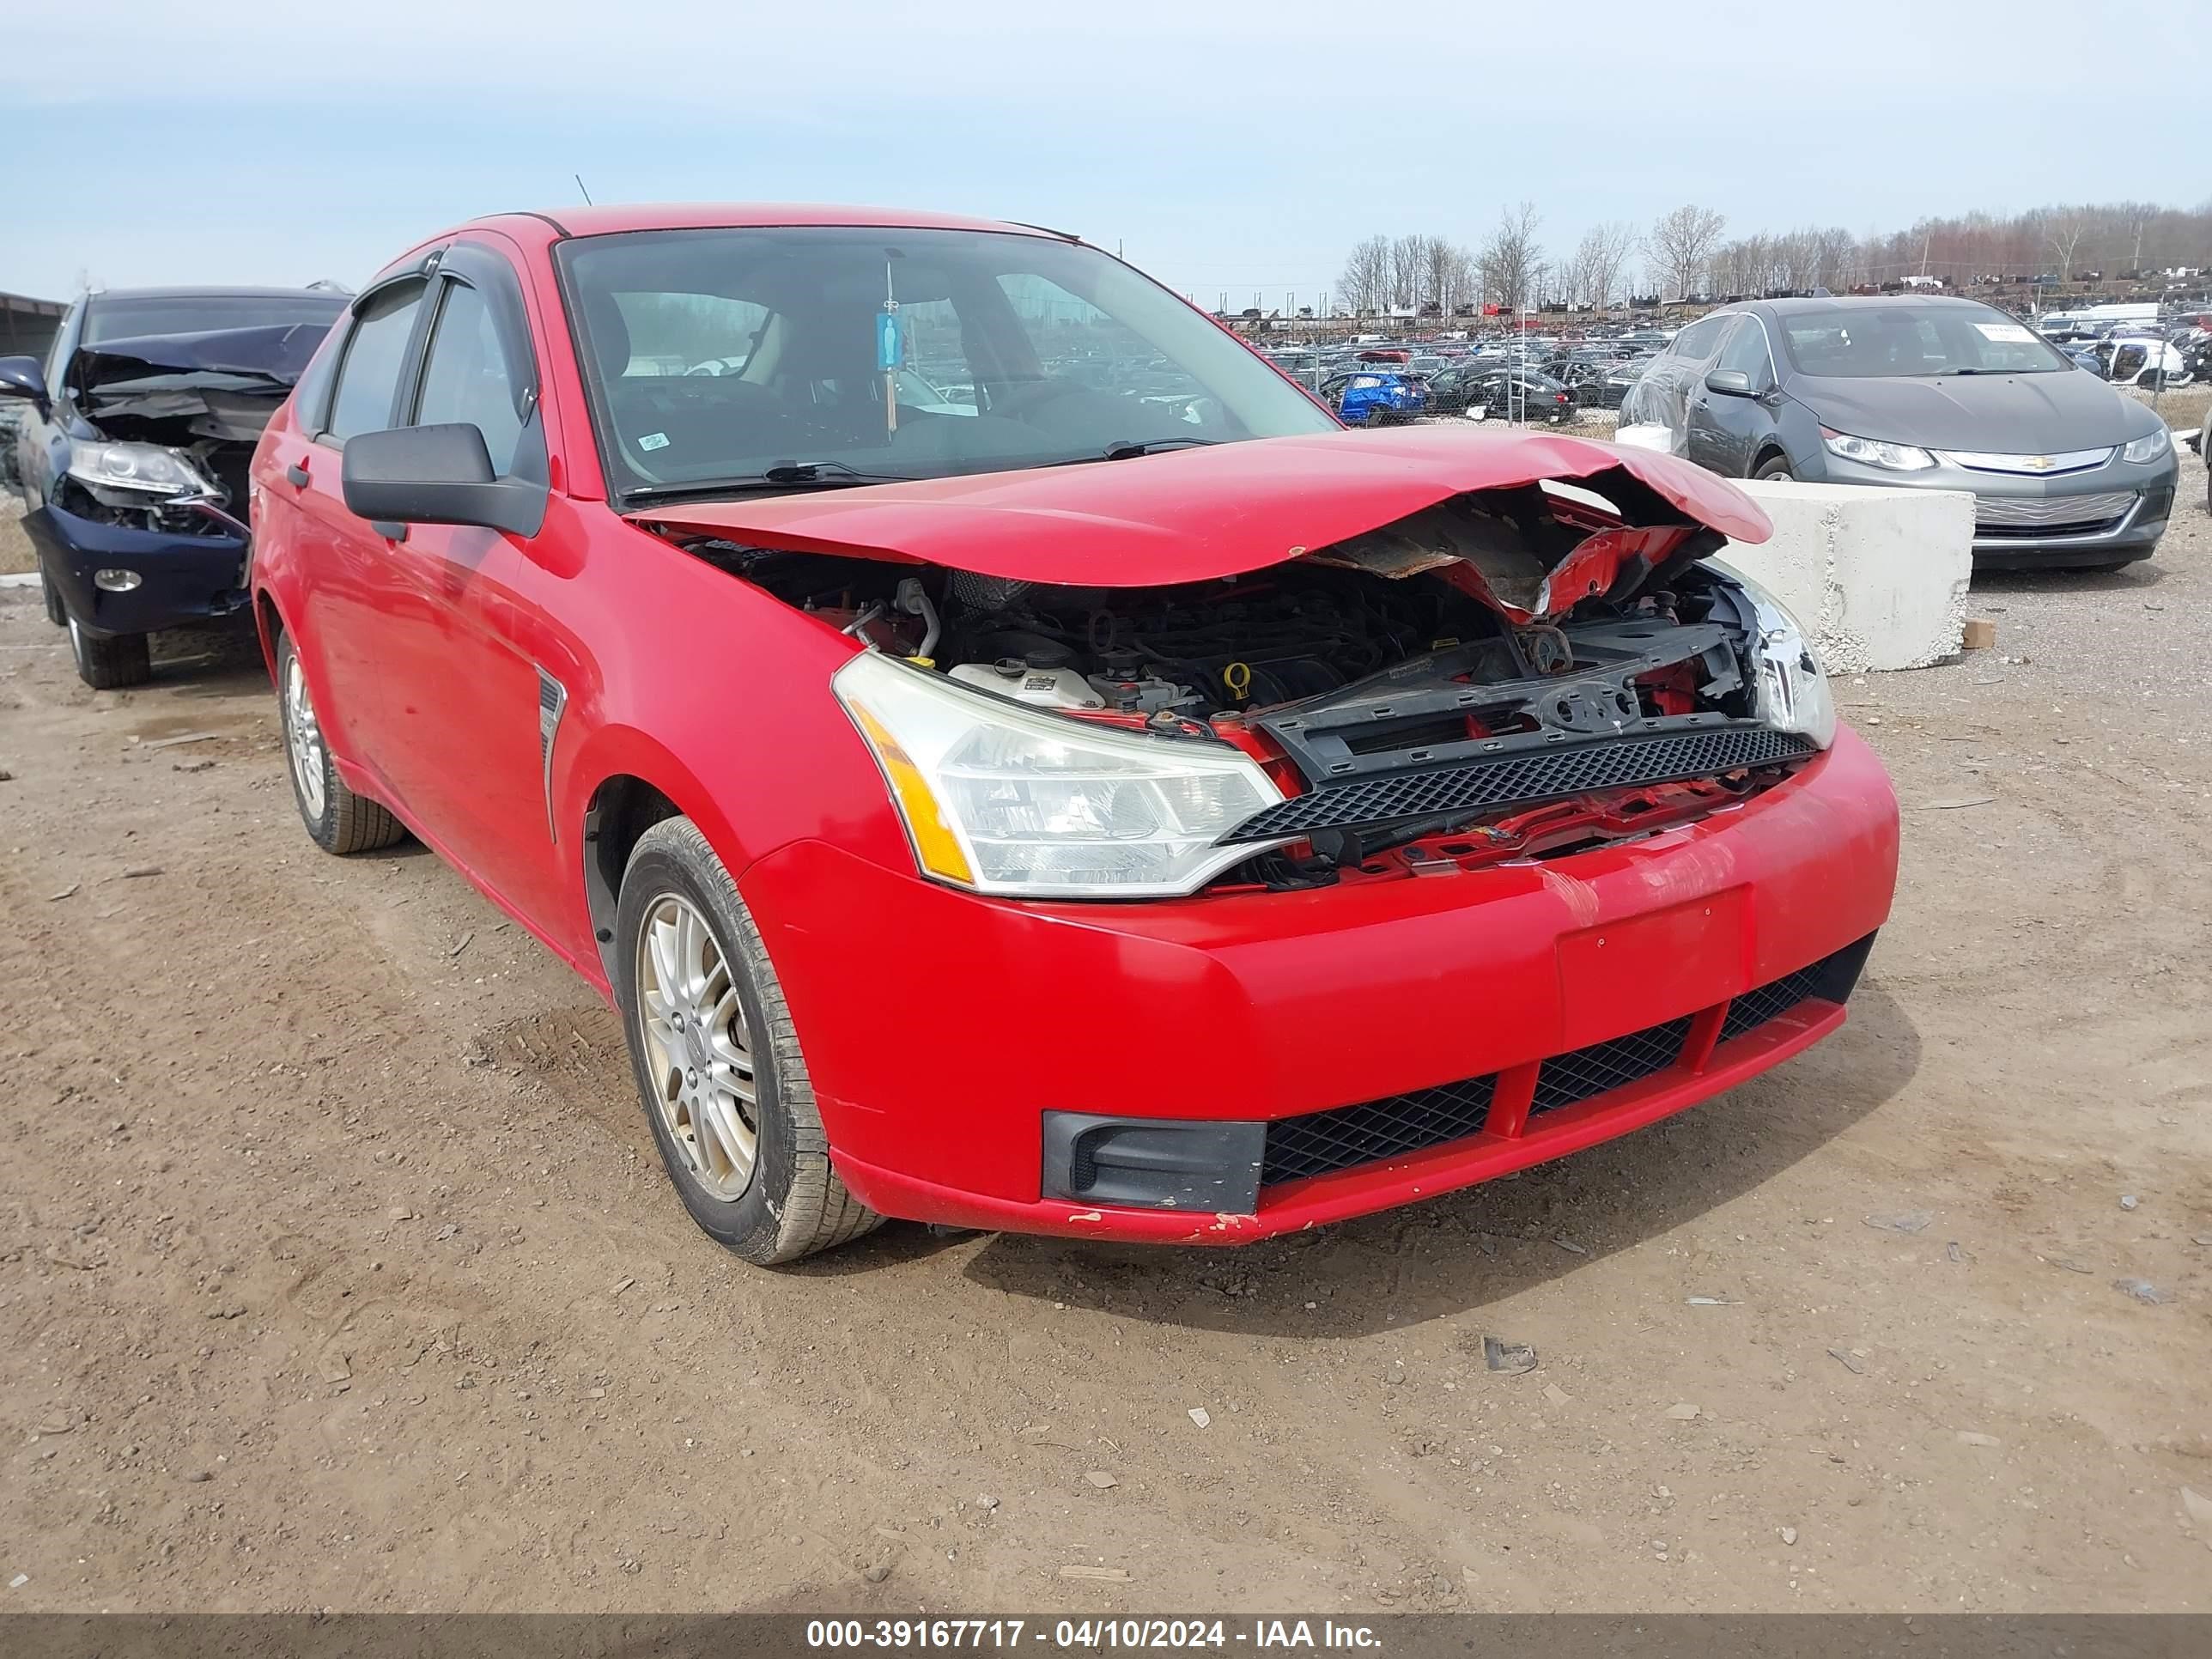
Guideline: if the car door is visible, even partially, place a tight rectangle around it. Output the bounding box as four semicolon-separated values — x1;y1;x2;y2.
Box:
362;242;562;913
273;275;434;777
1690;316;1782;476
1658;313;1734;466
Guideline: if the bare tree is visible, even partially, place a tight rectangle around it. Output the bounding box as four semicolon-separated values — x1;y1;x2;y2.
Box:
2039;209;2087;280
1646;204;1726;301
1480;202;1547;314
1419;237;1479;317
1814;226;1857;289
1578;221;1638;310
1337;235;1391;315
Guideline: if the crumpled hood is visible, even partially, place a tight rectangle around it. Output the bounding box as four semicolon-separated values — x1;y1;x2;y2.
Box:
1792;368;2152;453
625;426;1771;589
70;323;330;392
68;321;333;447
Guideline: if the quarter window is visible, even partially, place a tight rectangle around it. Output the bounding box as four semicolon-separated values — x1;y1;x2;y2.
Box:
326;282;426;442
1670;315;1729;361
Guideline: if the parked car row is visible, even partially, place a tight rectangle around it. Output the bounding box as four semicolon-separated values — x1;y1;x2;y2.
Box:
2;204;1899;1270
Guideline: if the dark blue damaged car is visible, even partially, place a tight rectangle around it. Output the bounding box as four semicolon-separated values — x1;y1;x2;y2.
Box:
0;287;345;686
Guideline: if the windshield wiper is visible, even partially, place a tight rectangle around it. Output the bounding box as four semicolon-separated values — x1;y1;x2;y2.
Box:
1097;437;1221;461
623;462;915;506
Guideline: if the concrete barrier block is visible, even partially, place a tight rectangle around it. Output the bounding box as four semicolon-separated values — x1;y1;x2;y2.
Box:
1723;480;1973;672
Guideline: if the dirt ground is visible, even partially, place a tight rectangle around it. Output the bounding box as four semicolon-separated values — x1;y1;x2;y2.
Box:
1;499;35;575
1;457;2208;1617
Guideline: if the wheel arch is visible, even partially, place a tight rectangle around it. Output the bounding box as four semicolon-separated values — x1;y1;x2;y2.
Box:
573;736;759;988
252;586;287;688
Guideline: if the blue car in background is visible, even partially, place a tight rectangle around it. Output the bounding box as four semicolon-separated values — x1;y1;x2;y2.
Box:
1320;368;1426;426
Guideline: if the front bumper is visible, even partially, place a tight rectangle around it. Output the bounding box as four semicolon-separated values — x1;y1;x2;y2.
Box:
740;727;1900;1244
1814;449;2177;566
25;500;252;636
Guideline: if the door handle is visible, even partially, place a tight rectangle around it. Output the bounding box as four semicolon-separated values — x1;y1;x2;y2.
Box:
284;462;311;487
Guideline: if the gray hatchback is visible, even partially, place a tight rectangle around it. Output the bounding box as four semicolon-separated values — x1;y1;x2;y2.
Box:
1622;296;2179;570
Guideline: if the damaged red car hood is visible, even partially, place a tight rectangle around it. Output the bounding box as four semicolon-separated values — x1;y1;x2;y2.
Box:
625;427;1771;587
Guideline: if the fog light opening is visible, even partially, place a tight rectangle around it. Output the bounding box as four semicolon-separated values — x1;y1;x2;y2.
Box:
94;568;143;592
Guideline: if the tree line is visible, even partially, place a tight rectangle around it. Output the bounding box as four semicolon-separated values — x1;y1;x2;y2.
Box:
1335;198;2212;315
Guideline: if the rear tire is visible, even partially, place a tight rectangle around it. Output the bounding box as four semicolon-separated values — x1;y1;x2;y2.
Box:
1752;453;1795;482
276;633;407;854
615;816;883;1266
68;617;151;690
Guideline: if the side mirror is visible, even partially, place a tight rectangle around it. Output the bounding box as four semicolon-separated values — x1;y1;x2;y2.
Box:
0;355;51;410
1704;368;1757;398
341;422;546;538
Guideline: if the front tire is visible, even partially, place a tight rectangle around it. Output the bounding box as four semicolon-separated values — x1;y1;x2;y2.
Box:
68;617;151;689
41;567;65;627
276;633;406;854
616;817;882;1265
1752;453;1795;482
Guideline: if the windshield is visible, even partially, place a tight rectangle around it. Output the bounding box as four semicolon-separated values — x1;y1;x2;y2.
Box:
86;294;346;343
557;226;1337;495
1778;303;2071;377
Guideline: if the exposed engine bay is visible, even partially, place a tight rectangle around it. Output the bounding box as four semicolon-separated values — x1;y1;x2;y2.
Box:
672;465;1831;893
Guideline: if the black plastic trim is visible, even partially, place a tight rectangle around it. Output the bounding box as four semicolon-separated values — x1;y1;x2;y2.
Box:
1042;1113;1263;1214
1223;726;1815;843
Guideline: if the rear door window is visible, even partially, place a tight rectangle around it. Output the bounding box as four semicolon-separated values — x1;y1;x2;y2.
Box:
1669;315;1729;362
325;282;427;442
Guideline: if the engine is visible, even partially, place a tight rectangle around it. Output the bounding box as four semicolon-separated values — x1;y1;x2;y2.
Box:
935;565;1480;718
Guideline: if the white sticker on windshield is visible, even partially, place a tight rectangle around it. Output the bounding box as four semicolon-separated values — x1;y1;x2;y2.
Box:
1975;323;2034;343
637;432;670;452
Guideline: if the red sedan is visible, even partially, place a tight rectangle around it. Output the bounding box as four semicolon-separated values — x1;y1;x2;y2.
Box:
248;204;1897;1264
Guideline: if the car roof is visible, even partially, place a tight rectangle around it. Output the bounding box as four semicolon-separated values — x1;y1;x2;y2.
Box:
490;202;1060;240
364;203;1073;286
1748;295;1990;316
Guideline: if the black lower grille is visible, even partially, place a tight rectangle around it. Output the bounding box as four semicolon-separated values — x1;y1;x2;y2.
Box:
1528;1016;1693;1115
1224;727;1815;843
1261;1074;1498;1186
1717;963;1822;1043
1257;941;1865;1188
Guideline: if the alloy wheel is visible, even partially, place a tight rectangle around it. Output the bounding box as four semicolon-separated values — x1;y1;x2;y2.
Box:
634;895;760;1200
283;655;327;818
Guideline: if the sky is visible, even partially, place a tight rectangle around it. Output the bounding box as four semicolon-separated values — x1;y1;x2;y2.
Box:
6;0;2208;307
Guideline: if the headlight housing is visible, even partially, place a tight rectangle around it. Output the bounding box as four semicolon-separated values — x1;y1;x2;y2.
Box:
1710;566;1837;751
1820;428;1936;472
834;652;1287;898
66;440;216;501
2121;428;2171;465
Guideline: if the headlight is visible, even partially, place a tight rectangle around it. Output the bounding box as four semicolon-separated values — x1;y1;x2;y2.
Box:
1710;567;1837;751
2121;428;2171;464
834;652;1287;898
66;440;216;499
1820;428;1936;472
